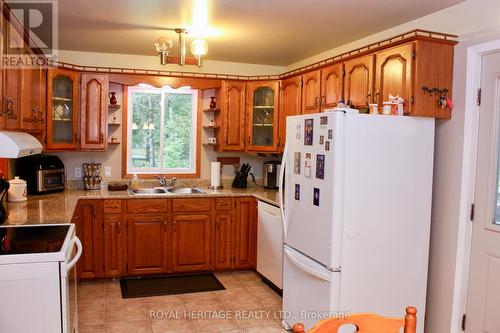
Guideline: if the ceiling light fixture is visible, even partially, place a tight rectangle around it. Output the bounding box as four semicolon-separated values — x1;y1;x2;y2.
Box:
154;28;208;67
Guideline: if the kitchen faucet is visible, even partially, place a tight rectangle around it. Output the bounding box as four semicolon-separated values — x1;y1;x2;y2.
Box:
155;175;177;188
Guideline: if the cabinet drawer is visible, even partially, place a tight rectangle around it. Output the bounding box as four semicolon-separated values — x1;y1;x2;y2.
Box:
127;199;168;213
215;198;232;211
103;200;122;214
172;198;211;212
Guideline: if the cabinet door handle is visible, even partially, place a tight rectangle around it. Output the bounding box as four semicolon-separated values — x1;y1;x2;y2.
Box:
314;97;319;107
117;222;121;234
101;133;104;144
172;220;177;232
74;132;78;142
321;96;326;106
367;91;372;104
163;221;168;232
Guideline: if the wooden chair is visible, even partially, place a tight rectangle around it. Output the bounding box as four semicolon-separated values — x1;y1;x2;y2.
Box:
292;306;417;333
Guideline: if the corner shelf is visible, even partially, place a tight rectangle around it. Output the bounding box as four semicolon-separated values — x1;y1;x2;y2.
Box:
203;125;220;129
108;104;121;109
108;122;121;126
203;108;220;113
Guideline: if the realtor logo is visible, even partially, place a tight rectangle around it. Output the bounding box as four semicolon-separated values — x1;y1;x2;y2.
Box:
4;0;58;68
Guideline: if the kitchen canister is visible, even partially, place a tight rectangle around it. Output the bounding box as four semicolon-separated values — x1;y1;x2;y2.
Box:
8;176;27;202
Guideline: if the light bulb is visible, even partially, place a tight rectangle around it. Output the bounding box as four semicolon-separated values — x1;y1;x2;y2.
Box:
191;39;208;56
155;37;173;53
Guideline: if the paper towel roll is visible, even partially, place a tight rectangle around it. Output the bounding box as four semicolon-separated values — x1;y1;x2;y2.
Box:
211;162;221;187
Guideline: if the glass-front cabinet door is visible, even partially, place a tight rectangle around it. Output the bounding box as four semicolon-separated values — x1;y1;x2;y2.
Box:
246;81;279;152
46;69;79;150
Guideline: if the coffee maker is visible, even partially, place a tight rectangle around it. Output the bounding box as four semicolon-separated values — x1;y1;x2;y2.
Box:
263;161;281;189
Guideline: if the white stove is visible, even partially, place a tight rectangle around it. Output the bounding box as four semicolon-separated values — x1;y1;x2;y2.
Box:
0;224;82;333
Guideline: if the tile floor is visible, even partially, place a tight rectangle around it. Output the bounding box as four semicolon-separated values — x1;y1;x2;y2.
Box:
78;271;287;333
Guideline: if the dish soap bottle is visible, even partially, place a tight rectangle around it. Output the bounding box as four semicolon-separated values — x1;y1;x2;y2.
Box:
130;174;139;190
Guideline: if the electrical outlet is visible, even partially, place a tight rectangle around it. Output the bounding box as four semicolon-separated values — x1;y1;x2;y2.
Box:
75;167;82;178
104;166;111;178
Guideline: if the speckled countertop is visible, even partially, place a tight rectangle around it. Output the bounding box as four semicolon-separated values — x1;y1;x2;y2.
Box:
4;186;279;225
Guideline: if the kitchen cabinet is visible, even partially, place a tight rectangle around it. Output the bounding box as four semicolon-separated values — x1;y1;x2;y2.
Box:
279;76;302;152
127;213;169;275
213;212;233;270
103;214;126;277
80;73;108;150
375;43;413;115
246;80;279;152
171;214;211;272
302;70;321;114
320;63;344;111
220;80;246;151
20;63;46;131
73;200;104;279
46;68;79;150
234;197;257;269
344;54;375;109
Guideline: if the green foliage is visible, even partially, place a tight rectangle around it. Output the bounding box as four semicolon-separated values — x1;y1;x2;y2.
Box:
130;90;193;171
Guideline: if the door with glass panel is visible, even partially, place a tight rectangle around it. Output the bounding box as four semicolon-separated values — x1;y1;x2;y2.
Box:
246;80;279;152
465;51;500;333
46;69;79;150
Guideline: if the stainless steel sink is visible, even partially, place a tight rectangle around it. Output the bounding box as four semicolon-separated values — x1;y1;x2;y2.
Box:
167;187;205;194
130;188;167;195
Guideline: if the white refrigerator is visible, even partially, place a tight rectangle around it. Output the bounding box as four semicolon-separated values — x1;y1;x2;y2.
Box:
279;110;434;333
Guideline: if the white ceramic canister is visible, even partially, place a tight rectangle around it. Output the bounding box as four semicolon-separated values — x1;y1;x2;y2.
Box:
8;176;27;202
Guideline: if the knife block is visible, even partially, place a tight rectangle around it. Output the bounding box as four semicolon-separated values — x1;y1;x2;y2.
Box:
231;171;247;189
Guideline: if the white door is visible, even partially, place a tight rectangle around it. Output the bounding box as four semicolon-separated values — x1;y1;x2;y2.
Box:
465;51;500;333
282;245;340;331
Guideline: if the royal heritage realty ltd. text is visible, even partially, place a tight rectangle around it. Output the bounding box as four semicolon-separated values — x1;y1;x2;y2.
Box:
149;310;351;320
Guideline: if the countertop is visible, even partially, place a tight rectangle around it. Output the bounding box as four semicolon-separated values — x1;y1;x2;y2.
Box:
4;186;279;225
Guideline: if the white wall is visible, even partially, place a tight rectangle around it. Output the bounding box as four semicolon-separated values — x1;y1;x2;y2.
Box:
287;0;500;71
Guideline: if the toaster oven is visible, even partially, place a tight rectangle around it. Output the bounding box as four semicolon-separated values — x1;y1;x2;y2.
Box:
15;154;65;194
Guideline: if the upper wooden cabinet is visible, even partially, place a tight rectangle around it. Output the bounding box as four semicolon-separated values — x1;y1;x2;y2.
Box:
80;73;108;150
321;63;344;111
246;80;280;152
46;68;79;150
344;54;375;109
220;80;246;151
20;64;46;131
375;44;413;115
279;76;302;152
302;70;321;114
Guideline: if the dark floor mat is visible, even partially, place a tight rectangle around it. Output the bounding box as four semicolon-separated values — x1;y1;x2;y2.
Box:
120;273;225;299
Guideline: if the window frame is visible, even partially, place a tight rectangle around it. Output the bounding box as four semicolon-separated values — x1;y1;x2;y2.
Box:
122;85;201;178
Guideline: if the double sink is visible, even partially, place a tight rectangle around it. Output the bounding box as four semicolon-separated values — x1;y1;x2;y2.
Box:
130;187;205;195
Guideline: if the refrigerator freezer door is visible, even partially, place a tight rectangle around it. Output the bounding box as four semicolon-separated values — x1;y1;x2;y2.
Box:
283;112;344;269
282;245;341;331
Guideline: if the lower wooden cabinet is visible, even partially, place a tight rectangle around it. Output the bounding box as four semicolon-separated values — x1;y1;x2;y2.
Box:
74;197;257;279
172;213;211;272
74;200;103;279
234;197;257;269
103;214;126;277
213;212;233;270
127;213;169;275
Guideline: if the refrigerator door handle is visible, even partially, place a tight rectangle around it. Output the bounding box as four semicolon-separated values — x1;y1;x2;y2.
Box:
285;247;331;282
279;142;288;239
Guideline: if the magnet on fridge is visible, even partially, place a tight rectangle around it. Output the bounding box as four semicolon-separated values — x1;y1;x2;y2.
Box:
325;141;330;151
294;152;301;174
295;184;300;201
316;154;325;179
304;119;313;145
313;188;320;206
328;129;333;140
296;124;302;140
319;135;324;145
320;116;328;127
304;153;312;178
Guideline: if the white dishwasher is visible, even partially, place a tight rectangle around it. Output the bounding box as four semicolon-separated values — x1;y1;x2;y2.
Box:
257;200;283;289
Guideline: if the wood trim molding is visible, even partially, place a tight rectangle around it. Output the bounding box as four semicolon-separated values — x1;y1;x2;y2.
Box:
109;74;222;90
52;30;457;82
121;86;202;179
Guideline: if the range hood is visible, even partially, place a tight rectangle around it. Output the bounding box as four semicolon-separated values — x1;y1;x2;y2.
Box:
0;131;43;158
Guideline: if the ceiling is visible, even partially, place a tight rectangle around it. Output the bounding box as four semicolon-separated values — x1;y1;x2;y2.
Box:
58;0;464;66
